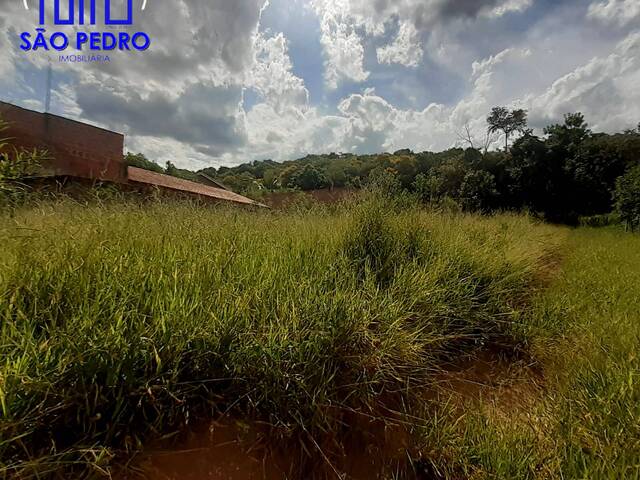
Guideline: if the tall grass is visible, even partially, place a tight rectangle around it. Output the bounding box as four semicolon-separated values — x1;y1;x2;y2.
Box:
0;196;559;477
428;227;640;479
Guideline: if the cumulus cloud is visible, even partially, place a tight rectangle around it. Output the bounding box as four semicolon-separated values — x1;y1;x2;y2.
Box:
588;0;640;27
0;0;269;167
250;33;310;112
0;0;636;169
527;32;640;132
376;22;423;67
310;0;534;87
484;0;533;19
311;0;370;89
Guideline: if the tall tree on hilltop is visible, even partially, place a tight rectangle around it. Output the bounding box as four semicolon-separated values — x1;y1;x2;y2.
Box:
544;112;591;151
487;107;528;151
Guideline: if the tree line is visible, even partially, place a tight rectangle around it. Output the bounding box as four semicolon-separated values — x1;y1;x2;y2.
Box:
126;108;640;229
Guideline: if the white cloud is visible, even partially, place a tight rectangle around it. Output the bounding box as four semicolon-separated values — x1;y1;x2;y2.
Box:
527;32;640;132
311;0;370;89
1;0;637;170
377;22;423;67
485;0;533;18
1;0;270;169
249;33;310;112
588;0;640;27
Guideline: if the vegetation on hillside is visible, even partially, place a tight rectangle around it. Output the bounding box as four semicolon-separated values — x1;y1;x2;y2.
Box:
128;110;640;224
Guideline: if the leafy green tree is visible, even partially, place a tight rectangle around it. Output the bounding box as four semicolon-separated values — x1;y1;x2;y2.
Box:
615;165;640;231
125;152;164;173
430;157;469;200
198;167;218;178
165;161;179;177
262;167;281;189
390;155;418;188
220;172;257;193
326;162;348;188
568;134;633;215
508;132;577;221
289;164;330;191
278;165;301;189
165;161;199;182
487;107;528;151
544;113;591;152
393;148;413;156
367;167;402;197
413;173;442;203
459;170;498;212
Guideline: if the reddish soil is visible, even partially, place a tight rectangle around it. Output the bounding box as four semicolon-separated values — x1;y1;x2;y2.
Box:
123;412;415;480
432;343;545;411
120;342;544;480
122;420;288;480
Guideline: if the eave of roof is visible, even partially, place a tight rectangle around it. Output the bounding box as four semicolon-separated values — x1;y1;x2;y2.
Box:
197;172;230;191
127;166;266;207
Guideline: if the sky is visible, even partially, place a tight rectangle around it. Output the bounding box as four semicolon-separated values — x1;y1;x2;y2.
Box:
0;0;639;170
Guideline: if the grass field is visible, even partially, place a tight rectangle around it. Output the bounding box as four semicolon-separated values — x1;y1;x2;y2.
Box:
0;195;638;479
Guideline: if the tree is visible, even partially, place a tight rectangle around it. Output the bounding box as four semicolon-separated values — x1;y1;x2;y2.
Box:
165;161;199;182
390;155;418;188
262;167;280;189
165;161;179;177
457;122;498;155
615;165;640;232
487;107;528;151
507;131;578;221
431;156;469;199
278;165;301;188
289;164;329;191
326;162;348;188
544;112;591;152
413;173;443;203
125;152;164;173
568;134;630;216
367;167;402;197
459;170;498;212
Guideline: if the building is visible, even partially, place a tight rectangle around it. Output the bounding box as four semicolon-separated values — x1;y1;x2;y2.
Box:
0;101;263;207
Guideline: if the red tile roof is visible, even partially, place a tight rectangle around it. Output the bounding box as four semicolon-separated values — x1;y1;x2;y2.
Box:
127;166;264;207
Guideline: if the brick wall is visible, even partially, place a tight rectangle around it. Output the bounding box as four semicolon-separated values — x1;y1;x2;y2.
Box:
0;101;126;182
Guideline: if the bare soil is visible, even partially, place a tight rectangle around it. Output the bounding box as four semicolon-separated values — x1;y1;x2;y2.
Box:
121;340;544;480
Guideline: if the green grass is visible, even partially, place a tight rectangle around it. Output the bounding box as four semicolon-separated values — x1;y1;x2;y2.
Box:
430;227;640;479
0;196;560;478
